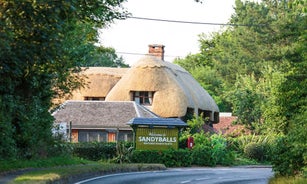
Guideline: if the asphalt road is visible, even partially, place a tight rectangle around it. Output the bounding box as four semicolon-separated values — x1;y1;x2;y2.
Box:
75;167;274;184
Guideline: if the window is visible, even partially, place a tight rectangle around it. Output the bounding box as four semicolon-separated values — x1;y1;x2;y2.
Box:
84;97;105;101
108;132;116;142
78;130;107;142
118;131;133;142
132;91;154;105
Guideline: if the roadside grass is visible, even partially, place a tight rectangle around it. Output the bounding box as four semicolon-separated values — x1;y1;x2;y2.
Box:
232;156;259;165
269;176;307;184
231;154;270;166
0;156;166;184
0;156;93;173
5;154;305;184
10;163;166;184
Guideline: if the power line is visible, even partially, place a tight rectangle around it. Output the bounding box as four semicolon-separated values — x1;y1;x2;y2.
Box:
117;52;145;56
117;51;183;58
129;16;265;27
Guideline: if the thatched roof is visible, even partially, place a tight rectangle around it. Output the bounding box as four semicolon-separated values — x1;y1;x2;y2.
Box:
105;55;219;119
52;101;159;130
70;67;129;100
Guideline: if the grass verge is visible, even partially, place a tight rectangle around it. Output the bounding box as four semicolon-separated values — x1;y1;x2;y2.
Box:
269;176;307;184
10;163;166;184
0;156;93;173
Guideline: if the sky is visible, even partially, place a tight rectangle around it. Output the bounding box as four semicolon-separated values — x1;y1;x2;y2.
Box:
98;0;236;65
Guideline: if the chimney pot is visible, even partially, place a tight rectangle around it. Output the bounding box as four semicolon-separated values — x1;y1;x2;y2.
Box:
148;44;165;61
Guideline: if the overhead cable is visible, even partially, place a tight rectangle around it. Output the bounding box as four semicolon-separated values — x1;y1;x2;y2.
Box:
129;16;265;27
117;51;183;58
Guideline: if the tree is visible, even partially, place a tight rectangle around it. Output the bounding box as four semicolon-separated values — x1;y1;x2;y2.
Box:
81;46;129;67
270;0;307;176
176;0;306;176
175;0;305;130
226;74;262;129
0;0;127;159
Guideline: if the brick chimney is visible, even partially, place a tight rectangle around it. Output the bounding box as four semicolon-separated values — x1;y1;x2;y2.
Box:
148;44;165;61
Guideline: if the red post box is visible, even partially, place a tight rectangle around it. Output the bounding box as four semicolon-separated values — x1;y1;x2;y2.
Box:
187;136;194;149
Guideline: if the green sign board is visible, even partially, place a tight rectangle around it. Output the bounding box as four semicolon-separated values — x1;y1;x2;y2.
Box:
135;127;179;150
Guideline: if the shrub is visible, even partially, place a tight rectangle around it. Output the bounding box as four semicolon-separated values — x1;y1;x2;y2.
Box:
191;145;213;166
112;141;134;164
271;110;307;177
72;142;132;161
227;134;278;162
49;141;73;157
179;137;188;149
131;149;192;167
191;133;235;166
210;134;235;165
271;136;306;176
163;149;192;167
244;142;264;161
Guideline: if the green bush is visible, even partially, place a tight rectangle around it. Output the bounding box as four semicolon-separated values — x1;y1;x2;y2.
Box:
244;142;264;161
72;142;132;161
271;110;307;177
134;150;161;164
271;137;306;176
191;146;213;166
163;149;192;167
210;134;235;165
130;134;236;167
179;137;188;149
112;142;134;164
191;134;235;166
131;149;192;167
49;141;74;157
227;134;278;162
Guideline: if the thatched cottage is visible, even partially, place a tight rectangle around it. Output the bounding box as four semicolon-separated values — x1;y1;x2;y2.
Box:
53;44;219;142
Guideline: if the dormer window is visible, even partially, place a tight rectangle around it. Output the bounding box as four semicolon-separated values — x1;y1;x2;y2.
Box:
132;91;154;105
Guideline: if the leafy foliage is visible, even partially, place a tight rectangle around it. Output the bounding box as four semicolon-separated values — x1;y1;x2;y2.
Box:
175;0;306;132
244;142;264;162
72;142;131;161
271;108;307;176
131;149;192;167
175;1;306;176
228;134;277;162
113;141;134;164
132;133;235;167
81;46;129;67
192;133;235;166
0;0;127;159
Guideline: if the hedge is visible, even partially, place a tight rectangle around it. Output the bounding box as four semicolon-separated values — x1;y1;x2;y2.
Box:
130;149;192;167
72;142;132;161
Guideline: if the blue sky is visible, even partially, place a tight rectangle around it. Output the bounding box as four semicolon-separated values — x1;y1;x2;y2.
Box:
99;0;236;65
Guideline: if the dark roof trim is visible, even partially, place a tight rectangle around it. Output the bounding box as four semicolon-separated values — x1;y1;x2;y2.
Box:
71;125;132;130
127;117;187;127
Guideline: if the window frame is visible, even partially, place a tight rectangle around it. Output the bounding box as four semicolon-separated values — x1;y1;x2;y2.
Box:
132;91;154;105
78;130;107;142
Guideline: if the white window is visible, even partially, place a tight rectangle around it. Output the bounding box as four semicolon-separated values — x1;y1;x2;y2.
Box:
132;91;154;105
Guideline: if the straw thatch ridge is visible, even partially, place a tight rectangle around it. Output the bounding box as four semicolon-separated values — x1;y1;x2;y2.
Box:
69;67;129;100
105;55;219;120
52;100;159;130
